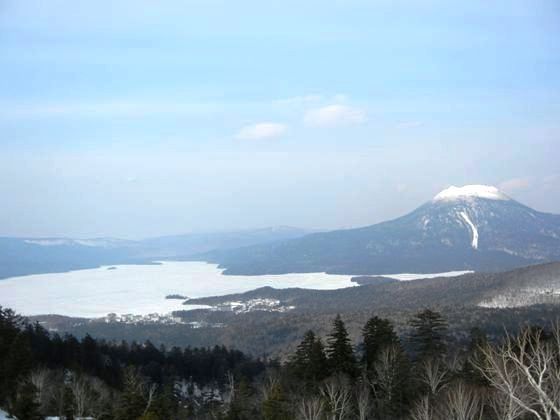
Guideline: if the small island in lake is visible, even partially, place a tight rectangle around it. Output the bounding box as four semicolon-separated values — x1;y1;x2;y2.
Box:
165;294;189;300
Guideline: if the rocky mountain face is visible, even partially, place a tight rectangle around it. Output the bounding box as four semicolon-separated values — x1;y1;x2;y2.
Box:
205;185;560;275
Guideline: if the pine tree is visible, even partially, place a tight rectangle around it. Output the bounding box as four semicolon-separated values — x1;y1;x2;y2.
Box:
10;380;42;420
62;385;75;420
326;315;357;377
227;377;253;420
408;309;448;361
291;330;328;382
461;327;489;386
4;332;34;402
362;316;399;369
114;368;150;420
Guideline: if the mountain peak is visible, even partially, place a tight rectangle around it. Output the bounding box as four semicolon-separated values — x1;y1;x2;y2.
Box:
433;185;510;202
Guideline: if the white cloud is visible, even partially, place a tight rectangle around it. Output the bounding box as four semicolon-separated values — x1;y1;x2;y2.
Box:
499;177;532;193
235;122;287;140
304;104;366;127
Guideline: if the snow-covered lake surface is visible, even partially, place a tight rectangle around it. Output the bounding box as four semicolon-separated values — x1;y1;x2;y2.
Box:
0;261;472;318
0;261;356;317
380;270;472;281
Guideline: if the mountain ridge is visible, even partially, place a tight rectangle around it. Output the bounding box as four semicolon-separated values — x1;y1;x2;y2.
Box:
203;185;560;275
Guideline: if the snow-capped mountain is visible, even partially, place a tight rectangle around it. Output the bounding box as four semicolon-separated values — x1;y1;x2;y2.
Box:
205;185;560;275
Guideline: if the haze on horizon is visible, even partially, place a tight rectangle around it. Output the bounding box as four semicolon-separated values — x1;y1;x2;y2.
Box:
1;0;559;239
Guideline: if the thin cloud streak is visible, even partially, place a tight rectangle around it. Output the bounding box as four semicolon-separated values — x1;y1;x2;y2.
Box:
304;104;367;127
235;122;287;140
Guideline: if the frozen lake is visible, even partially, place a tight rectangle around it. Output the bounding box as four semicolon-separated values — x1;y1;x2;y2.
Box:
0;261;356;317
0;261;472;318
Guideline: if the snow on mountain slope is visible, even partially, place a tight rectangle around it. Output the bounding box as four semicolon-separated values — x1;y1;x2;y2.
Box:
458;211;478;249
433;185;510;201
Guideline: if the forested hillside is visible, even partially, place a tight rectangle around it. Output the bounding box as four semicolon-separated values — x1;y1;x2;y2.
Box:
4;305;560;419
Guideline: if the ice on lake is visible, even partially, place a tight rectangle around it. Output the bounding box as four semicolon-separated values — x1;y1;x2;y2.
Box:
0;261;355;318
0;261;472;318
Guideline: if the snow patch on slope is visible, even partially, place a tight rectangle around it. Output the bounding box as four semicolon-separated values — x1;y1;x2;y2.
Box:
459;211;479;249
375;270;473;281
434;185;510;202
24;238;129;248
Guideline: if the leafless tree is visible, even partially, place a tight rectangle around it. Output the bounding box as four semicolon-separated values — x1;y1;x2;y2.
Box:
441;381;484;420
474;326;560;420
297;396;325;420
69;375;93;417
225;371;235;404
419;357;449;396
369;344;404;415
88;375;113;419
142;382;158;416
261;374;280;402
487;388;526;420
410;396;434;420
321;374;353;420
48;369;68;418
30;368;53;412
356;380;372;420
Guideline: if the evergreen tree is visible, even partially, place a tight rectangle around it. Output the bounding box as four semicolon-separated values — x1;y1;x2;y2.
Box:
362;316;399;369
461;327;489;386
408;309;448;360
326;315;357;377
4;332;34;402
62;385;75;420
227;377;254;420
291;330;328;382
10;380;42;420
114;368;150;420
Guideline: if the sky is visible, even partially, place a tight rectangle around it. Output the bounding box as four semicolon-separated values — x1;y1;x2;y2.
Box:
1;0;559;239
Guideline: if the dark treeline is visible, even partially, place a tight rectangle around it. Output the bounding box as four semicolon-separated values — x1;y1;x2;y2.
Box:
0;306;265;419
3;304;560;419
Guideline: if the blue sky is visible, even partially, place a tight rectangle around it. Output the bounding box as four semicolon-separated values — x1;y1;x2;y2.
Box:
1;0;559;238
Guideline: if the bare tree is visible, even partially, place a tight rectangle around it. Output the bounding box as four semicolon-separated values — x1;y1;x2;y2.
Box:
487;388;526;420
142;383;158;416
474;326;560;420
261;374;280;402
356;379;372;420
30;368;53;413
69;375;92;417
321;374;353;420
297;396;324;420
369;344;404;416
441;381;484;420
225;371;235;404
410;396;434;420
419;357;449;396
88;376;113;419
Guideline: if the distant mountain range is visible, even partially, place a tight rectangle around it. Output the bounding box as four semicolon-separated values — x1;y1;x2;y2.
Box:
204;185;560;275
0;227;311;279
3;185;560;279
